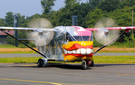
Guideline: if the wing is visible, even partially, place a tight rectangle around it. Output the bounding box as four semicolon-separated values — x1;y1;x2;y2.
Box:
85;26;135;31
0;27;55;32
0;27;56;59
85;26;135;54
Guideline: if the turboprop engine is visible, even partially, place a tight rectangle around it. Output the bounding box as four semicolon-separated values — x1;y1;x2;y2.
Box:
94;17;119;45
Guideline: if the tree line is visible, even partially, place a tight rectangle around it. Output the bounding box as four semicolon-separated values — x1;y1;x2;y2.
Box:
0;0;135;47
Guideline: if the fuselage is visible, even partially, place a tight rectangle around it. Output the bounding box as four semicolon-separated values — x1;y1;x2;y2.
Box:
38;26;93;62
59;26;94;62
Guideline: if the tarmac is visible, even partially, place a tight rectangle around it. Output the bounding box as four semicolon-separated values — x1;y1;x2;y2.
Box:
0;53;135;58
0;63;135;85
0;53;135;85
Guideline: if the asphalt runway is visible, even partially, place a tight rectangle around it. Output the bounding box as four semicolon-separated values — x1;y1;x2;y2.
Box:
0;53;135;85
0;53;135;58
0;63;135;85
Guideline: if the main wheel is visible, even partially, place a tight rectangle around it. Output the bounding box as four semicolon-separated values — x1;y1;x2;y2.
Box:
89;61;94;67
37;59;44;67
81;61;88;70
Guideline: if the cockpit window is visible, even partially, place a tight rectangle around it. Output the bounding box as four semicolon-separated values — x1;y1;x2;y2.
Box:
74;36;93;41
66;35;93;41
66;32;93;41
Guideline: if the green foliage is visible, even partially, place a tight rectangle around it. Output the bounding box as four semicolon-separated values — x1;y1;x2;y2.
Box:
0;18;6;26
6;36;15;45
93;38;102;47
5;12;14;27
98;0;121;12
6;31;27;46
88;0;101;10
119;0;135;9
64;0;80;5
85;9;105;28
50;2;91;27
41;0;56;14
18;44;27;48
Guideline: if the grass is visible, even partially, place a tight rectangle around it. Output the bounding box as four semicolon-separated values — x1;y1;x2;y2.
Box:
0;56;135;64
0;47;135;54
94;56;135;64
93;47;135;53
0;44;37;54
0;57;41;63
0;48;37;54
0;44;17;48
0;44;135;53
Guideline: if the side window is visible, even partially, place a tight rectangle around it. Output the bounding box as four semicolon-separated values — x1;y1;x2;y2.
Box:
66;32;76;41
66;35;69;42
90;32;93;41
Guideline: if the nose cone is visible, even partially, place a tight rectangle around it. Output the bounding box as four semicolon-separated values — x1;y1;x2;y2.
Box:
63;41;93;56
63;41;93;61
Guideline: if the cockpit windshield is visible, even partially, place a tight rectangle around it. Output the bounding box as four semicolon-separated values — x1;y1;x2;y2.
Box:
66;32;93;41
66;34;93;41
74;36;93;41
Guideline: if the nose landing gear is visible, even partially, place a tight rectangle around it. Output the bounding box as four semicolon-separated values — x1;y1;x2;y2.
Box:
81;60;88;70
37;58;48;67
37;59;44;67
81;60;94;70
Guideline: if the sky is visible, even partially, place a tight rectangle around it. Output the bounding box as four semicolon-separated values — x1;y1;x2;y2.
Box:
0;0;87;18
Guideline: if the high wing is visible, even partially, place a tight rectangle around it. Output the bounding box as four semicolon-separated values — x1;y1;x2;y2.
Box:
0;27;55;32
85;26;135;31
0;27;56;58
85;26;135;54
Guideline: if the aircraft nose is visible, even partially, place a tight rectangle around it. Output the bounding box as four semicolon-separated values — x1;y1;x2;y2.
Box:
64;48;93;55
80;48;93;55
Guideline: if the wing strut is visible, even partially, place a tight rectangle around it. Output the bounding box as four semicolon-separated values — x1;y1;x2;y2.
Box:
93;31;127;54
3;31;47;58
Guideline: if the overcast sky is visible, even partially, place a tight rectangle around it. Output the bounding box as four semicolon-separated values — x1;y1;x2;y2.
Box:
0;0;87;18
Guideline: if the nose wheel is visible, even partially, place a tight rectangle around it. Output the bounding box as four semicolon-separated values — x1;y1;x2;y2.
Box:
37;58;48;67
37;59;44;67
81;60;88;70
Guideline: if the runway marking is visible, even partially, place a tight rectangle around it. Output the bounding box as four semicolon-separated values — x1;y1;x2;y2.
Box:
20;64;37;66
118;74;135;75
7;64;37;67
0;78;62;85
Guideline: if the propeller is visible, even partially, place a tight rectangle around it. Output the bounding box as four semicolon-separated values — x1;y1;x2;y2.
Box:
94;17;119;45
26;18;54;46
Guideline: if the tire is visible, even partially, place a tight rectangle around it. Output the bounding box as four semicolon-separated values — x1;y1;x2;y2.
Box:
37;59;44;67
81;61;88;70
89;61;94;67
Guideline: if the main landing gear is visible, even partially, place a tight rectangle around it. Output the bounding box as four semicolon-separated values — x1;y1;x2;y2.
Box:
81;60;94;70
37;58;48;67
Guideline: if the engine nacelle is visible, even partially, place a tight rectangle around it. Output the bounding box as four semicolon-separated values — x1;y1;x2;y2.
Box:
95;28;109;39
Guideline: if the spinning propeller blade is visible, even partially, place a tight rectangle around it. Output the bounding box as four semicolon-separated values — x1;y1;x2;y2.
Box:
27;18;54;46
94;17;119;45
